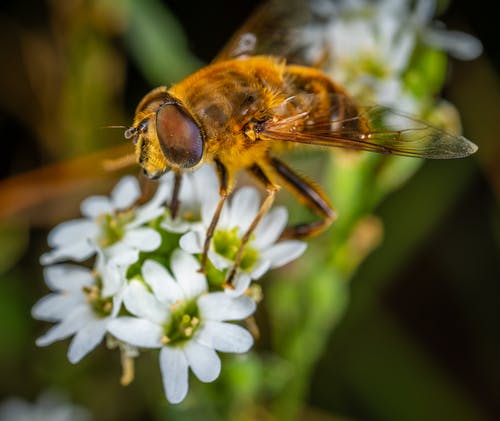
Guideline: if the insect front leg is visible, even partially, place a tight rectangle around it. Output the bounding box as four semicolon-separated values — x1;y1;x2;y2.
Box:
199;159;231;273
224;164;279;288
268;156;337;239
169;171;183;219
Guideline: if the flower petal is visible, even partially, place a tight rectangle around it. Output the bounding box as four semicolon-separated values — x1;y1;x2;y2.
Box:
67;319;108;363
423;28;483;60
142;260;183;303
249;259;271;280
80;196;113;218
262;241;307;269
198;292;256;321
46;219;98;248
252;207;288;248
35;305;93;347
105;243;139;266
159;346;189;404
195;321;253;353
189;164;219;205
123;281;168;324
207;250;231;271
179;231;203;254
184;340;221;383
32;293;83;322
170;249;207;300
111;176;141;210
122;228;161;252
228;187;260;232
43;264;93;291
224;272;252;297
40;241;96;265
107;317;163;348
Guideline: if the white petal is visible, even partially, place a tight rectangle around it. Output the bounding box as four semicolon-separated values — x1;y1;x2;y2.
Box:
43;264;93;291
80;196;113;218
35;305;93;347
32;293;82;322
159;346;189;404
390;30;415;73
262;241;307;269
179;231;203;254
201;195;220;226
123;281;168;324
191;164;219;204
249;259;271;280
170;249;207;299
99;261;124;298
198;292;256;321
228;187;260;232
111;176;141;210
67;319;108;363
195;321;253;353
127;207;166;230
161;218;192;234
252;207;288;248
47;219;98;248
207;250;231;271
184;340;221;382
40;240;96;265
122;228;161;252
225;272;252;297
105;243;139;265
142;260;183;304
423;28;483;60
107;317;163;348
412;0;435;26
128;184;169;228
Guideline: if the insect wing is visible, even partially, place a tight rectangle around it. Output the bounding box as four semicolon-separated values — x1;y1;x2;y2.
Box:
0;144;136;223
214;0;332;67
261;95;478;159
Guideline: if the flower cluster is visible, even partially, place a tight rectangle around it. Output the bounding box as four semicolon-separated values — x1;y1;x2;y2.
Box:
308;0;482;115
33;165;306;404
0;391;91;421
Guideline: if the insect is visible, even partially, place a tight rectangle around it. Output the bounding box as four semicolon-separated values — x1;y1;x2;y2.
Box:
0;0;477;287
125;0;477;284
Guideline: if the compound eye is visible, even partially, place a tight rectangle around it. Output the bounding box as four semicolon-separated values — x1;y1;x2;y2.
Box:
156;104;203;168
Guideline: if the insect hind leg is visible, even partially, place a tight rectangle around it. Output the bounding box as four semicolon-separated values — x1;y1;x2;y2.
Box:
199;159;231;273
268;156;336;239
224;164;279;288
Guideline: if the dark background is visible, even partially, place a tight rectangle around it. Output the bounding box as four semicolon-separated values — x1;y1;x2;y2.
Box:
0;1;499;420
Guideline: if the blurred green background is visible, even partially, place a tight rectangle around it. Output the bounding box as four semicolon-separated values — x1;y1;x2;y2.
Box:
0;0;499;420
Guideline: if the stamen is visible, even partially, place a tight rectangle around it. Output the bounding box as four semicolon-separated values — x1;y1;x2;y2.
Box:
120;350;135;386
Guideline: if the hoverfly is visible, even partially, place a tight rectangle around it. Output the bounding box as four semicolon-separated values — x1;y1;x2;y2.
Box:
125;0;477;283
0;0;477;286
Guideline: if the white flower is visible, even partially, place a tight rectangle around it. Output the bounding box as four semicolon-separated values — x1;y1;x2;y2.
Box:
32;254;126;363
160;164;219;233
179;187;307;296
321;0;481;109
0;391;91;421
40;176;169;266
107;249;256;404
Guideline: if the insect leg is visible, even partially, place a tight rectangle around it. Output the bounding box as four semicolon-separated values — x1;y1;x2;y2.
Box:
268;156;336;239
169;171;183;219
199;160;230;273
225;164;279;287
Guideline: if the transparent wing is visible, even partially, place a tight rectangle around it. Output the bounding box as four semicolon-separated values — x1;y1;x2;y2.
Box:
262;97;478;159
214;0;333;67
0;144;137;223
